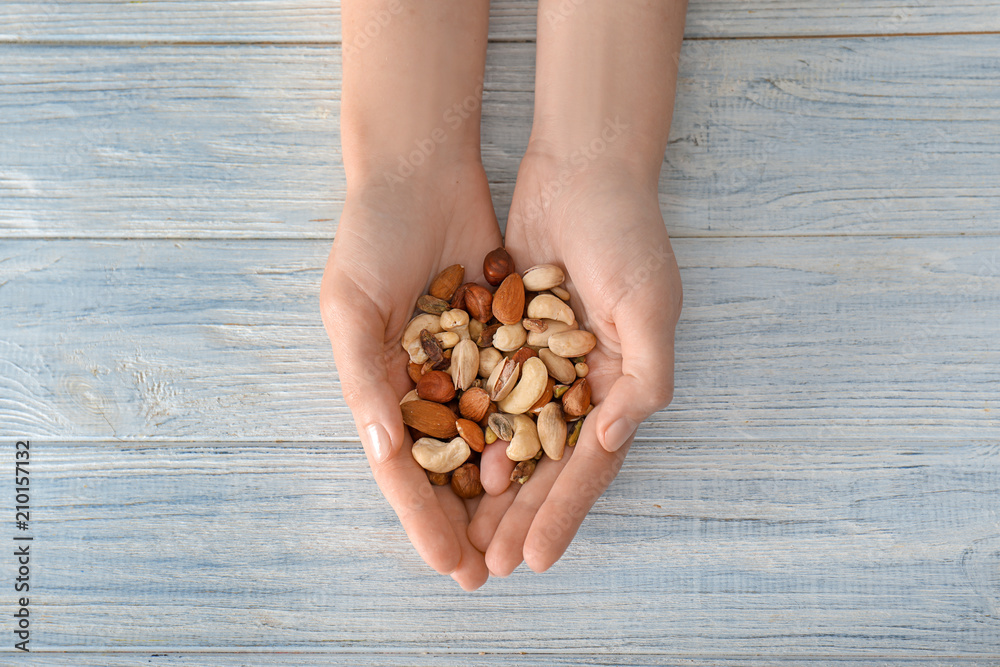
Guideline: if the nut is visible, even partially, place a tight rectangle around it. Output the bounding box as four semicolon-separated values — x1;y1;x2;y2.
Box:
550;285;571;301
511;346;538;365
463;284;493;323
567;418;583;447
522;318;547;333
427;470;451;486
449;283;468;310
497;357;548;415
411;436;470;473
539;348;577;384
492;323;527;352
429;264;465;301
484;426;498;445
561;378;591;418
402;314;443;359
528;376;556;415
456;418;486;453
506;414;541;461
468;317;484;342
510;459;536;484
483;247;515;286
451;462;483;498
486;356;520;402
478;347;503;378
458;387;491;422
476;322;501;348
488;412;515;442
526;319;578;347
449;339;479;391
492;273;525;325
401;400;460;439
399;389;420;405
537;402;567;461
521;264;566;291
416;370;456;403
548;330;597;358
575;361;589;377
552;384;569;399
527;294;575;326
440;308;470;332
420;329;448;370
434;331;460;349
417;294;451;315
407;362;424;385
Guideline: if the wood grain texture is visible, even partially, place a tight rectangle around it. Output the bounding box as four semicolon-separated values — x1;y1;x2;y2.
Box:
1;237;996;440
1;438;997;655
11;658;1000;667
3;37;1000;239
3;0;999;42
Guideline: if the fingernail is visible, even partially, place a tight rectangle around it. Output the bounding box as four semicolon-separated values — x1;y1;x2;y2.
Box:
603;418;637;452
366;423;392;463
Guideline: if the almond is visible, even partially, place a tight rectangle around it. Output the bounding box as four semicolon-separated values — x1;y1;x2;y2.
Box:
416;370;456;403
401;399;459;439
429;264;465;301
456;418;486;453
492;273;525;325
561;377;591;418
511;346;538;365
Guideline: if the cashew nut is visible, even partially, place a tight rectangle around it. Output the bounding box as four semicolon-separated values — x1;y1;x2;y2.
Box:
498;357;548;415
411;437;470;474
506;414;541;461
526;319;578;347
527;294;575;326
402;313;443;361
539;348;577;384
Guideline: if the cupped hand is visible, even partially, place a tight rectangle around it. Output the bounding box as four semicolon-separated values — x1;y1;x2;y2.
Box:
320;164;502;590
471;157;683;575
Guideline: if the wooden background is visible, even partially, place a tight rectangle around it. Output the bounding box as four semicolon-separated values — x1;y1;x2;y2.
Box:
1;1;998;664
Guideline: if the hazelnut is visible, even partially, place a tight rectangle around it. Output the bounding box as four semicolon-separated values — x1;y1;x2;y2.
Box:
458;387;491;422
416;370;456;403
427;470;451;486
451;462;483;499
463;284;493;323
483;247;515;286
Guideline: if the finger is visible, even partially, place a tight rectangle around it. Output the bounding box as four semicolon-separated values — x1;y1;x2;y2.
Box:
485;448;574;577
522;406;629;573
467;482;519;553
480;438;517;496
596;307;677;453
436;487;489;591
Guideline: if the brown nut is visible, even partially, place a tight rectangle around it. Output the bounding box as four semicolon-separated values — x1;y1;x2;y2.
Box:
416;370;456;403
476;322;502;348
528;377;556;415
456;418;486;453
492;273;525;325
420;329;448;370
464;284;493;323
561;377;591;418
407;362;425;385
510;459;537;485
511;346;538;365
429;264;465;301
483;247;515;286
401;400;460;439
522;318;547;333
458;387;491;422
449;283;468;310
451;462;484;499
417;294;450;315
427;470;451;486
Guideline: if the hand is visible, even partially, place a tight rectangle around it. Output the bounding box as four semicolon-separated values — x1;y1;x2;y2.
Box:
470;156;683;574
320;164;501;590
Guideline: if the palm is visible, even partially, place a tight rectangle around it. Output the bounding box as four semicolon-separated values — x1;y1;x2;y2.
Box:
471;162;682;575
321;165;502;590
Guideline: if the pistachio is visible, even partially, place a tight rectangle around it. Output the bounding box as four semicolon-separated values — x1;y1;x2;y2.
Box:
522;264;566;291
492;323;527;352
548;330;597;358
399;389;420;405
526;319;578;347
506;414;541;461
539;348;577;384
536;402;568;461
450;339;479;391
566;418;583;447
552;384;570;399
484;426;498;445
510;459;536;484
411;436;470;474
486;356;520;402
527;294;575;326
498;357;548;415
487;412;515;442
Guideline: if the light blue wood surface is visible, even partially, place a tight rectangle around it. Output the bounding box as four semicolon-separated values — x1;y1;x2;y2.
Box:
1;1;998;663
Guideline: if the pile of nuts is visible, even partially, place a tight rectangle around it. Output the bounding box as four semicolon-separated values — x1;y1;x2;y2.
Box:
400;248;596;499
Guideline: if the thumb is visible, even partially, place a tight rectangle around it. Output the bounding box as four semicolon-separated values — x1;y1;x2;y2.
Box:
595;342;676;454
321;278;407;465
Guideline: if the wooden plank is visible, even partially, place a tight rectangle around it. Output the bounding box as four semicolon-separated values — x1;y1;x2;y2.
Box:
2;37;999;239
3;438;998;654
1;236;996;440
3;0;999;42
11;657;1000;666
